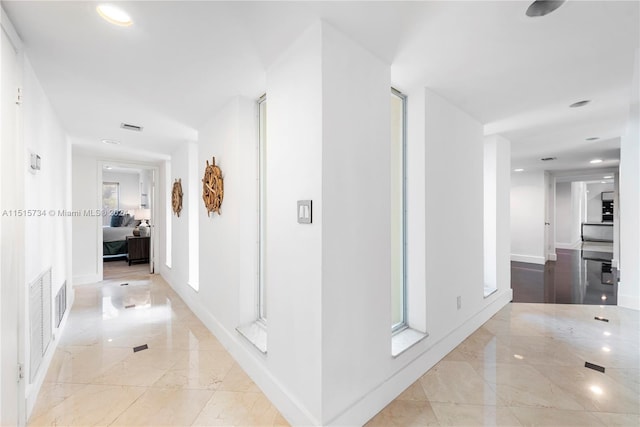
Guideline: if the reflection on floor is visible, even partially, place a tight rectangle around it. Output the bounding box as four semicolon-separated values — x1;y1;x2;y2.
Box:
512;248;617;305
367;303;639;426
30;262;639;426
28;271;289;426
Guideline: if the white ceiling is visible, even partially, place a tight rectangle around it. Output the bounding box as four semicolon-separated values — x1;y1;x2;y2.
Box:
4;1;638;174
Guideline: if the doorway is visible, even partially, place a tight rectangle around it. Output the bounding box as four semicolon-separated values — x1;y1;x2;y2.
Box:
98;161;158;281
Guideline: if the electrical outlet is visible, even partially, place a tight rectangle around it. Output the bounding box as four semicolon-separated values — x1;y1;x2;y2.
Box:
457;296;462;310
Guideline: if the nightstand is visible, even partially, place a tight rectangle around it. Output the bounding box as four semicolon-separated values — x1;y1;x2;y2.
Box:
126;236;150;265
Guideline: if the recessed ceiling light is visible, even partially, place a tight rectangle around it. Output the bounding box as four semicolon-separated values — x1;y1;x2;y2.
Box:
586;137;600;141
590;159;603;164
601;181;607;184
570;100;591;108
104;166;113;170
526;0;566;17
603;176;613;179
97;4;133;27
101;139;120;145
514;168;524;172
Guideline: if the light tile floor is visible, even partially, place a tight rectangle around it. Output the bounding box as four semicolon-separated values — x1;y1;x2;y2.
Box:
367;303;640;426
28;265;289;426
30;265;639;426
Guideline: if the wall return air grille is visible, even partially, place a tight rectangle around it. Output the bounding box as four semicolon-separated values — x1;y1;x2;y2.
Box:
30;268;52;382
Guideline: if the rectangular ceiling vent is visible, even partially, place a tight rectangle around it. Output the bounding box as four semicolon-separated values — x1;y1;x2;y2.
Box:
121;122;143;132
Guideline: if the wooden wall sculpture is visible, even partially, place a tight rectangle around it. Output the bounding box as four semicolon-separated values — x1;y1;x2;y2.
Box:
202;157;224;216
171;178;183;217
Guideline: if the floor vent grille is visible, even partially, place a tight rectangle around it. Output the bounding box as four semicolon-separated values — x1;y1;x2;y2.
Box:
56;281;67;327
30;268;52;382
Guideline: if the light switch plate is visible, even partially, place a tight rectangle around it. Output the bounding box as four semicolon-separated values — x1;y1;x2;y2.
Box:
297;200;312;224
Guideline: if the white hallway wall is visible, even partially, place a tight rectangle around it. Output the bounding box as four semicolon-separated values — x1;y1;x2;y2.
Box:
162;22;512;426
555;181;573;247
619;48;640;310
1;13;73;423
102;170;140;213
510;170;546;264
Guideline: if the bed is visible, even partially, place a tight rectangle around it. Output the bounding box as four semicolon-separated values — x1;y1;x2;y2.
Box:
103;226;136;257
103;212;138;258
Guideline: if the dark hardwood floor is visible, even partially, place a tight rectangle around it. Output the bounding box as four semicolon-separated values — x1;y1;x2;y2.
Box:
511;248;617;305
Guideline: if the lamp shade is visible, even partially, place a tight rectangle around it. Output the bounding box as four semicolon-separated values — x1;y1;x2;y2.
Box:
134;208;150;221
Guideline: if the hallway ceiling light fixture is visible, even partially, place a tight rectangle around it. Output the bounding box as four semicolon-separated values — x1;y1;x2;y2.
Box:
589;385;603;395
590;159;603;164
603;176;613;179
514;168;524;172
104;166;112;170
526;0;566;17
101;139;120;145
97;4;133;27
603;331;611;336
569;100;591;108
601;181;607;184
602;346;611;352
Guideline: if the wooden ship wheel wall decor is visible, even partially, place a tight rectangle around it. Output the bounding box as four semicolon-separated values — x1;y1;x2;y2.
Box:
171;178;183;217
202;156;224;216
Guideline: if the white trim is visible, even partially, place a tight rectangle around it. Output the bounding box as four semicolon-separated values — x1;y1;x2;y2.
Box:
547;252;557;261
510;254;546;264
327;289;513;426
617;294;640;311
391;327;427;357
611;259;619;269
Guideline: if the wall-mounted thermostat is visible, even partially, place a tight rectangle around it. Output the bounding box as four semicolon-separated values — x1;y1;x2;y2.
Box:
297;200;312;224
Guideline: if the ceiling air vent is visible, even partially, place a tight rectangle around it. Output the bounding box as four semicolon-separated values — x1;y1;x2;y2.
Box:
541;157;557;161
120;122;143;132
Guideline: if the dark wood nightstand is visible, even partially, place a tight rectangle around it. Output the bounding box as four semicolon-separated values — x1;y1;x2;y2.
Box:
126;236;150;265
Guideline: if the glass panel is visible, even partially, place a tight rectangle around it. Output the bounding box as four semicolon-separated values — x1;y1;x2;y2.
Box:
258;97;267;321
102;182;119;225
391;91;406;330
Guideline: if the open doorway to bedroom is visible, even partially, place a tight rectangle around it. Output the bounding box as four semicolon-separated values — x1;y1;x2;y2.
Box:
99;162;157;281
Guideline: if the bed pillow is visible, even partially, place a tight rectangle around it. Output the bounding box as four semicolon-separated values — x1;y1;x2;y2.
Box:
122;213;135;227
109;211;125;227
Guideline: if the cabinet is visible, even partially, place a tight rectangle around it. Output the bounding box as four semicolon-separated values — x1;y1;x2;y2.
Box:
602;191;614;222
126;236;150;265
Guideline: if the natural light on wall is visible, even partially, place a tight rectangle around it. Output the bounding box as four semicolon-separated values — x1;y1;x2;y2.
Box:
391;89;406;331
258;95;267;322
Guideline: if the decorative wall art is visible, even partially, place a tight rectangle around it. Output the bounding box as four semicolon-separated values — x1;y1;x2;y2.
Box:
171;178;183;217
202;157;224;216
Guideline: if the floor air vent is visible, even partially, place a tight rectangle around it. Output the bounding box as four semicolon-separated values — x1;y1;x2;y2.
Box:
56;281;67;327
30;268;52;382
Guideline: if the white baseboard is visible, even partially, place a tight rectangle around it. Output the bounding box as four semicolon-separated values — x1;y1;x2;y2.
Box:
511;254;546;264
160;272;319;426
612;259;619;269
327;289;513;426
617;293;640;311
547;252;557;261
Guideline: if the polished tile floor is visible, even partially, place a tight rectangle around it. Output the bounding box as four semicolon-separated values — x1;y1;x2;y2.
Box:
512;248;617;305
29;263;288;426
367;303;640;426
31;264;639;426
